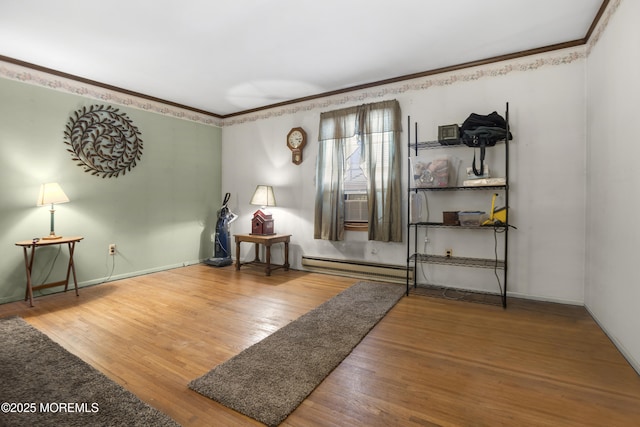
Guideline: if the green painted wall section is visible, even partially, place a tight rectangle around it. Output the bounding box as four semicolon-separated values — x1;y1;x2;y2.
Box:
0;77;222;304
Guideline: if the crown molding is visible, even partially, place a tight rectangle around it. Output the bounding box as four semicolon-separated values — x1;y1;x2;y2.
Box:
0;56;224;128
0;0;619;127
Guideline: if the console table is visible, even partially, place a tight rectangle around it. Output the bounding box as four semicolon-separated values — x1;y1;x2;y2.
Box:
15;236;83;307
234;234;291;276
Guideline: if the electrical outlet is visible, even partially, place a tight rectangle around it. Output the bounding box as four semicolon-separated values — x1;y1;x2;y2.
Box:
445;248;453;258
109;244;116;255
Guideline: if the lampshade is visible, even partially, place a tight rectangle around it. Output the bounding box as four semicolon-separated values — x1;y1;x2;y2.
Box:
250;185;276;207
37;182;70;206
37;182;70;240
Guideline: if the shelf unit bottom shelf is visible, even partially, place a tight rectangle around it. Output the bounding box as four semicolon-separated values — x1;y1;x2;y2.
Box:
409;254;505;269
408;283;505;306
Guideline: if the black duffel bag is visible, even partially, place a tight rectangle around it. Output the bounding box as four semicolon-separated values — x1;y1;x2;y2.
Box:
460;112;512;176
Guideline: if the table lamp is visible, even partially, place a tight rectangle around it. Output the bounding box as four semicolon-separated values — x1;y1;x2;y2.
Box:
37;182;70;240
250;185;276;235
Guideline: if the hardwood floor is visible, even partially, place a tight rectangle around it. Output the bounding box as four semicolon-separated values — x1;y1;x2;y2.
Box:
2;264;639;426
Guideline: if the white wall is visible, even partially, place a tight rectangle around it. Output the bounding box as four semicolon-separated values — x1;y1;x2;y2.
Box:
222;47;587;304
585;0;640;372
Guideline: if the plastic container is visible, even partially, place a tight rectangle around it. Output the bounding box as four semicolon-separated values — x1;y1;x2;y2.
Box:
411;155;461;188
457;211;488;226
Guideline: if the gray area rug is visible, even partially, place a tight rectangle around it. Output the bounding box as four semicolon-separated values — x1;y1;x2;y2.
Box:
188;281;405;426
0;316;179;427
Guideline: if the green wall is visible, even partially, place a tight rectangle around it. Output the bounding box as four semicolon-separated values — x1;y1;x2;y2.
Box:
0;77;222;304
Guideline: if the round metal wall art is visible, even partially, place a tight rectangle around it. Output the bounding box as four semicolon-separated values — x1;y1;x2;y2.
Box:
63;104;143;178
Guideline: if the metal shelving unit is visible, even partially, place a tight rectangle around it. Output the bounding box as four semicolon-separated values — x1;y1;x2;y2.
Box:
406;103;511;308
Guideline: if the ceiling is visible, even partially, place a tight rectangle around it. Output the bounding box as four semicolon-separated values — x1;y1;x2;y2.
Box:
0;0;605;117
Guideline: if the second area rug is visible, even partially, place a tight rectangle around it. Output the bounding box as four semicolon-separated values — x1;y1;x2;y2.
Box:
188;281;405;426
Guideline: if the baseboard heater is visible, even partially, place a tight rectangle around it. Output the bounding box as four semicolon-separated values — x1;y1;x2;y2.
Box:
301;256;411;284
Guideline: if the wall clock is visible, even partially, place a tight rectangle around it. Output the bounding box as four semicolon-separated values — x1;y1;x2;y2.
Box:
286;127;307;165
63;104;143;178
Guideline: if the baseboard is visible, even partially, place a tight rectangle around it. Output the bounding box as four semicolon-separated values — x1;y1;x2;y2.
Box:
438;290;639;375
506;291;584;306
584;305;640;376
0;259;202;305
84;259;203;287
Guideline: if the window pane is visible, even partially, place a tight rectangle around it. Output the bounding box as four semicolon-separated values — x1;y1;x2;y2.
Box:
344;135;367;194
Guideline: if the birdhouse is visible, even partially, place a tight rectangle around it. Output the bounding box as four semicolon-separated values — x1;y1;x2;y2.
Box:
251;209;274;235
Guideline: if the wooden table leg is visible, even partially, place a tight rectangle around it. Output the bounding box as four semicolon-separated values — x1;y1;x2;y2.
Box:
253;243;260;262
284;241;290;271
265;243;272;276
235;240;241;270
65;241;79;296
22;245;36;307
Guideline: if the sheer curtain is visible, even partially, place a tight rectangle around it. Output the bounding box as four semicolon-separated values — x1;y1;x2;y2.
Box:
314;99;402;242
314;106;356;241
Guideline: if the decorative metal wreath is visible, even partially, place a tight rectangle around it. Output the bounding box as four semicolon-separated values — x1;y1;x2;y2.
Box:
63;105;143;178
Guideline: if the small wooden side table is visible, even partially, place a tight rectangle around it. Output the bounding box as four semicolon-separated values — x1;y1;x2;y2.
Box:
15;236;84;307
234;234;291;276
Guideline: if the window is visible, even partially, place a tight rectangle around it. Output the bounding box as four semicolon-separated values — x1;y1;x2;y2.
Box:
314;100;402;242
344;135;367;195
344;135;368;230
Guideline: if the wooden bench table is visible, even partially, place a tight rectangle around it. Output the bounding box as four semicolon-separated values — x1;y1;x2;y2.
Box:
234;234;291;276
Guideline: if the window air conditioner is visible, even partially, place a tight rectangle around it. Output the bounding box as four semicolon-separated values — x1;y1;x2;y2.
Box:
345;199;368;222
